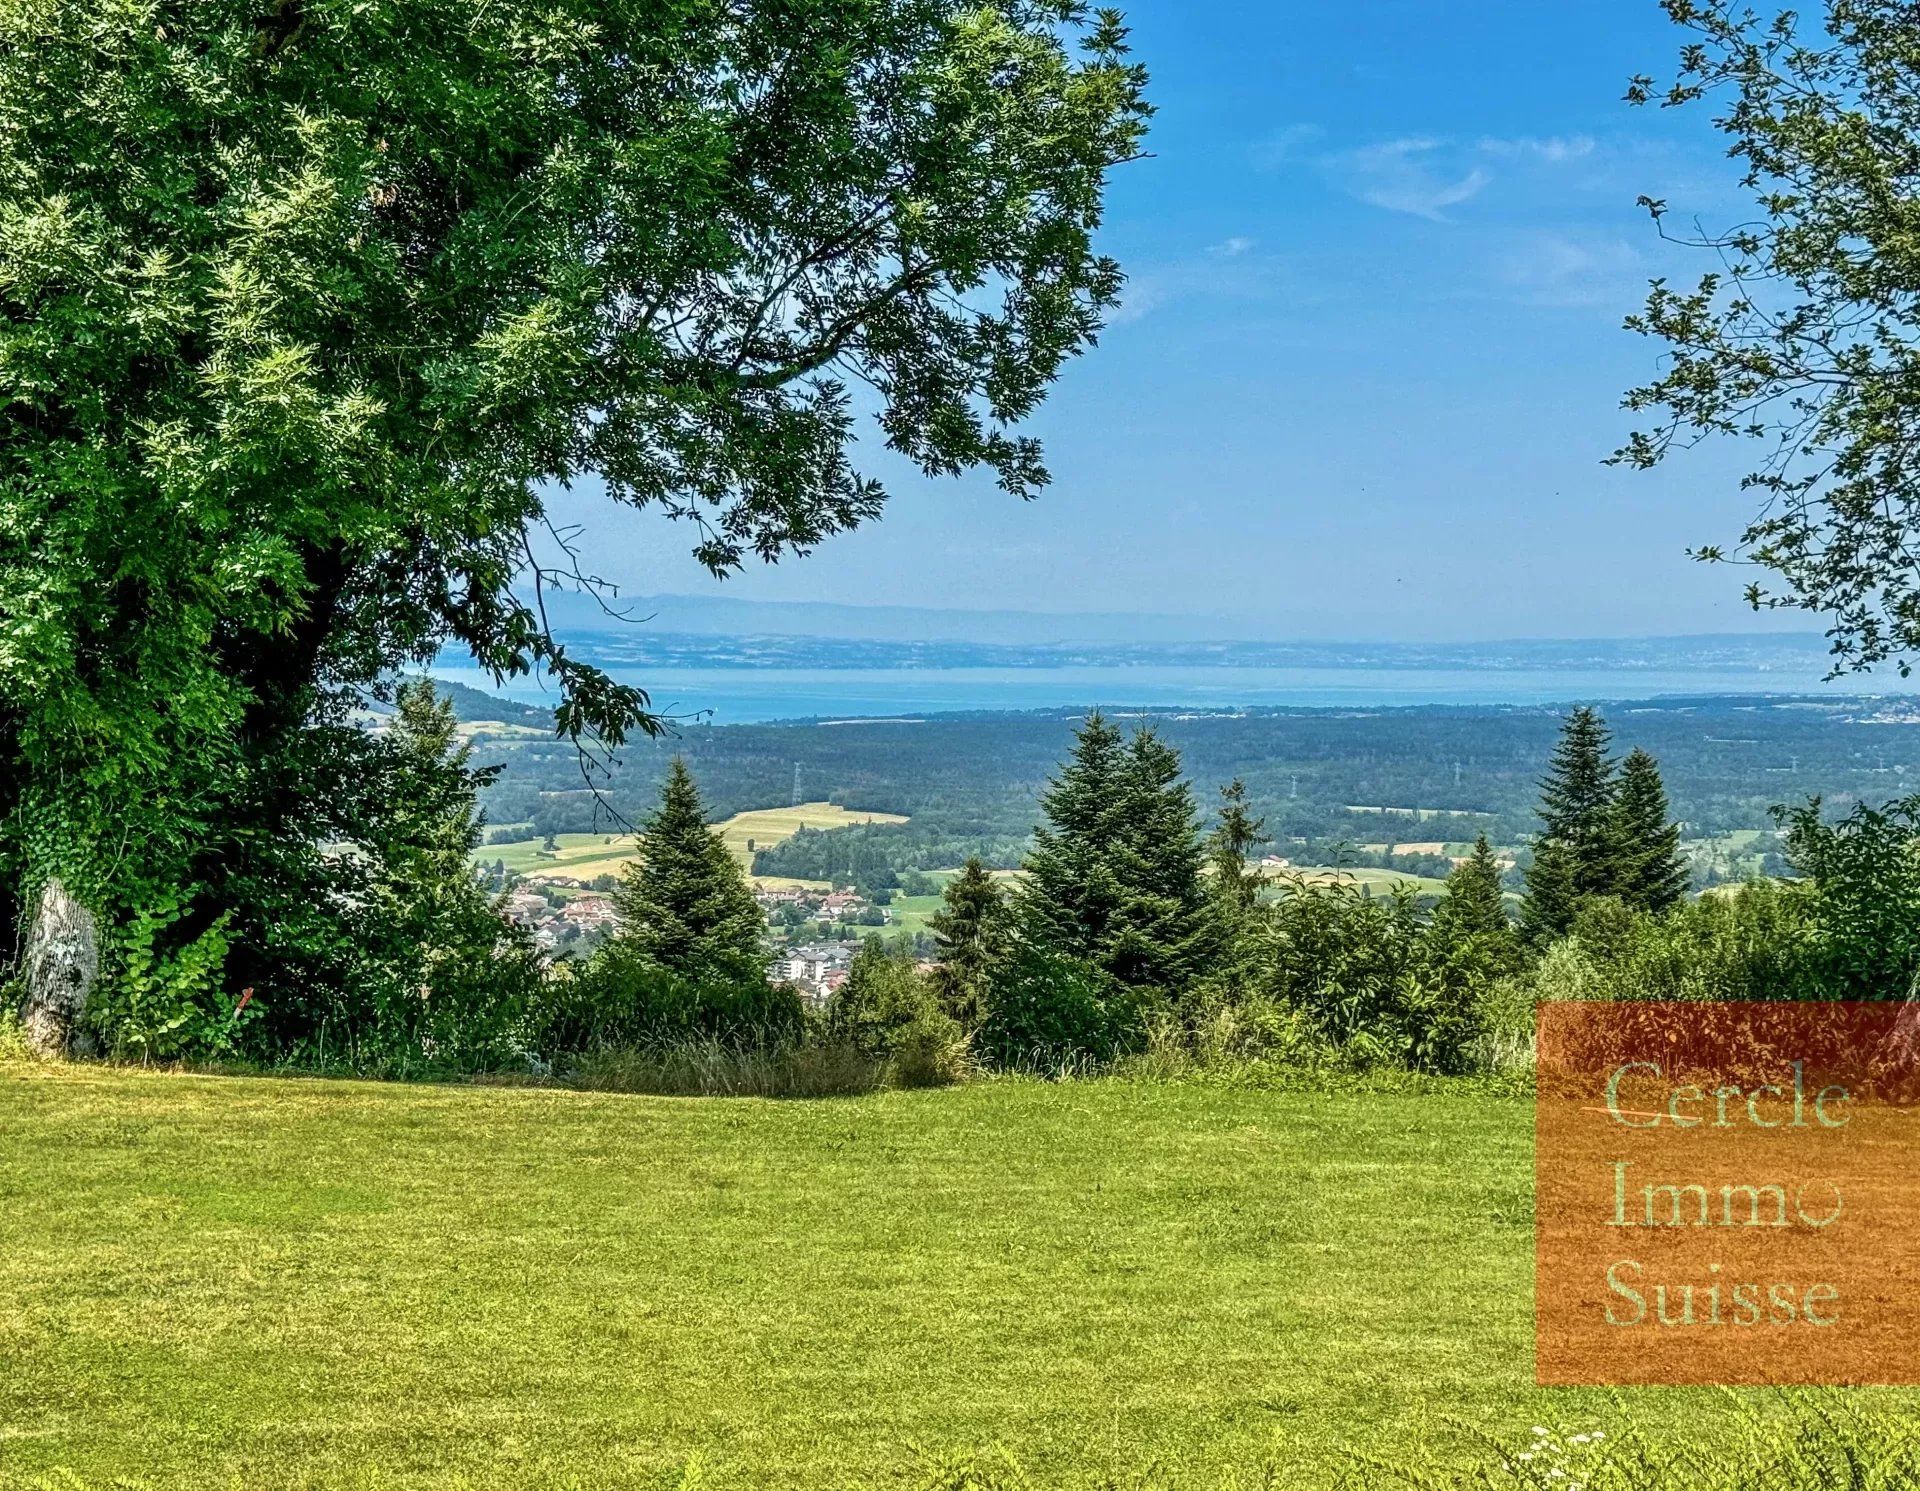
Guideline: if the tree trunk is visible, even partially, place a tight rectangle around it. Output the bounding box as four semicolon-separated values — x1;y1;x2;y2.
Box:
19;878;99;1058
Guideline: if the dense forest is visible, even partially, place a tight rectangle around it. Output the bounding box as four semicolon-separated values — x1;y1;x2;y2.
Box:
453;690;1920;881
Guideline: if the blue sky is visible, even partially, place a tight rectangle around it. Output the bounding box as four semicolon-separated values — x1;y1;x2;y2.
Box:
546;0;1789;641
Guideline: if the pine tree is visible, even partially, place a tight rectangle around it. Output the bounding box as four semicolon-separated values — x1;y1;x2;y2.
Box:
1016;715;1210;994
612;759;765;982
1522;706;1618;939
1017;712;1129;962
1538;706;1618;889
376;679;537;1059
1201;779;1269;992
929;857;1007;1030
1104;729;1212;991
1609;748;1689;913
1433;835;1509;942
1519;835;1579;945
1207;779;1268;921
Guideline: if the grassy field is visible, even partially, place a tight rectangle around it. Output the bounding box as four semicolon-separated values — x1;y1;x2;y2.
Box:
1270;865;1454;898
7;1062;1893;1490
478;802;908;890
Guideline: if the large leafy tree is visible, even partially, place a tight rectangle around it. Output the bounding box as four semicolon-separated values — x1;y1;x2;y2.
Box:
1621;0;1920;673
0;1;1148;991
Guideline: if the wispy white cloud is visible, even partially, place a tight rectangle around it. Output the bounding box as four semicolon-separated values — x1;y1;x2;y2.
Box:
1334;138;1490;221
1496;230;1646;307
1251;123;1323;171
1110;238;1287;325
1476;134;1597;164
1263;130;1612;221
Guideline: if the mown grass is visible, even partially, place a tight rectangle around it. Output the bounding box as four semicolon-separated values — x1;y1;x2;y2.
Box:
0;1064;1912;1490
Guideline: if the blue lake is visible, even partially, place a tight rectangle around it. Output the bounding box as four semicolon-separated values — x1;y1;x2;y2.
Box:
431;661;1897;726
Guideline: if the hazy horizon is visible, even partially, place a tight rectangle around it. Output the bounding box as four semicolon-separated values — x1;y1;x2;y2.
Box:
531;1;1798;643
526;586;1832;651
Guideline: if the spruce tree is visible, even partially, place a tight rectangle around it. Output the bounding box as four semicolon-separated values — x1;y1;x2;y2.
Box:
1609;748;1689;913
374;679;537;1060
1433;836;1509;942
612;759;765;982
1538;706;1618;888
1202;778;1269;992
1017;715;1210;994
1206;779;1268;921
1105;729;1212;991
929;857;1007;1030
1017;712;1129;963
1522;706;1618;939
1519;836;1579;945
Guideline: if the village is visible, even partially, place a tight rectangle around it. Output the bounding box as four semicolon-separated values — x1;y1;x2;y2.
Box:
497;876;896;1006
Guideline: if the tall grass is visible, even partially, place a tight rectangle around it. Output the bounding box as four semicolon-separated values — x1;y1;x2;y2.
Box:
1348;1392;1919;1490
567;1036;884;1098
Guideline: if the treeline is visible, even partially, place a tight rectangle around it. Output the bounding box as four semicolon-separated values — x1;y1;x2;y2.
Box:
751;821;1030;891
464;691;1920;879
46;686;1920;1084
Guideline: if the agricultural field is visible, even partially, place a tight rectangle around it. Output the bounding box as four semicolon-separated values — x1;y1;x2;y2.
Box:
4;1060;1855;1491
477;802;908;890
1267;865;1454;899
1683;827;1774;884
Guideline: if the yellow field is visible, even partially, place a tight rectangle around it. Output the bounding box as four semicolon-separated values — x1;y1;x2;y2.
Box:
477;802;907;889
714;803;907;865
1265;864;1454;897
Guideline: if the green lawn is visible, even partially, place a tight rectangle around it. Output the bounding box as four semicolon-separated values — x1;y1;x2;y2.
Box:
1;1064;1905;1489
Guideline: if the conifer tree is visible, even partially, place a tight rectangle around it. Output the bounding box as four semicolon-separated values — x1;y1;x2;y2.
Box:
1522;706;1618;939
612;760;765;982
1519;835;1580;946
1017;712;1129;963
1105;729;1212;991
1206;779;1268;921
369;679;538;1062
1201;778;1269;991
929;857;1007;1030
1538;706;1618;887
1017;715;1210;993
1433;836;1509;942
1609;748;1689;913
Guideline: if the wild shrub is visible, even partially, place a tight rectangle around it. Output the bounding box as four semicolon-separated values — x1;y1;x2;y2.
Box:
1523;881;1819;1012
976;944;1150;1071
1261;877;1487;1072
529;942;803;1057
887;1010;974;1089
1778;794;1920;999
826;938;974;1087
